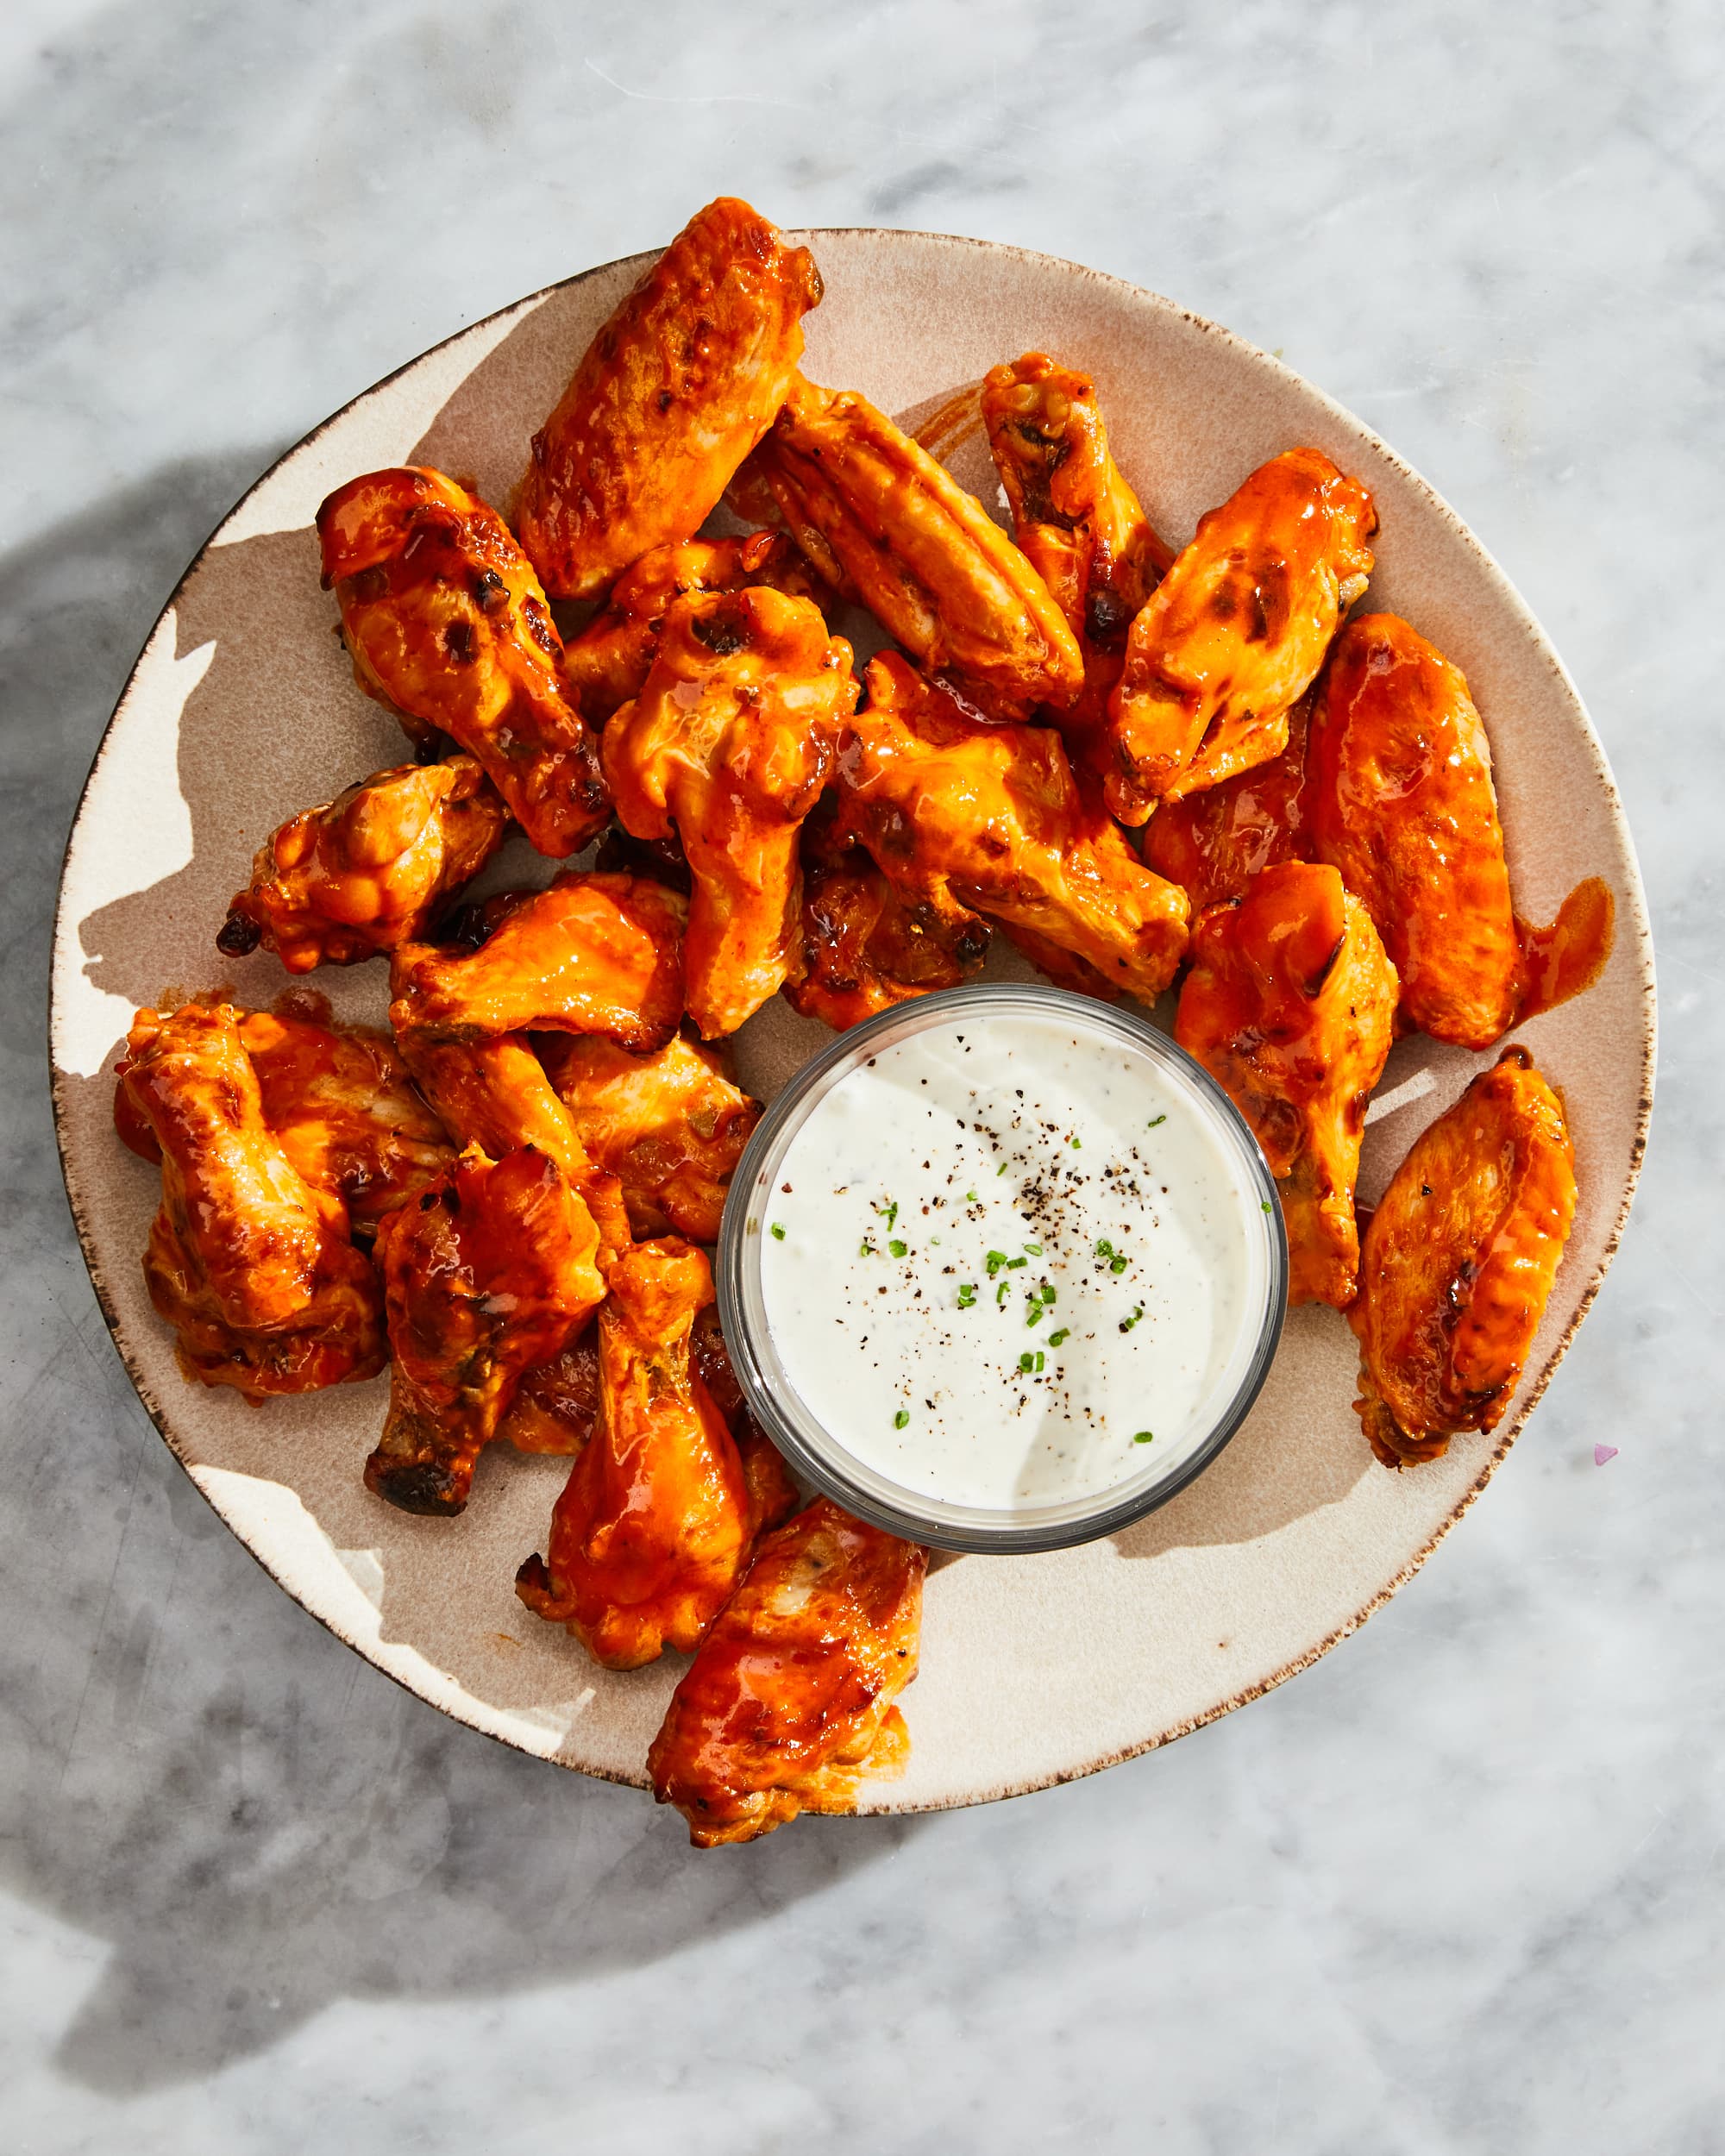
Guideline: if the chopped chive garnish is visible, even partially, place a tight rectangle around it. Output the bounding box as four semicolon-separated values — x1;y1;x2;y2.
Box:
996;1282;1010;1307
1109;1256;1127;1275
986;1249;1008;1276
965;1189;978;1201
1120;1304;1145;1333
1006;1257;1027;1270
769;1222;786;1240
1133;1430;1155;1444
894;1408;910;1429
1070;1137;1082;1149
957;1283;977;1307
1023;1242;1043;1256
1048;1328;1070;1347
1262;1200;1273;1213
1040;1284;1056;1303
859;1239;875;1257
1096;1238;1114;1258
1034;1351;1044;1374
997;1163;1009;1176
1147;1114;1167;1129
1018;1352;1035;1373
888;1239;908;1258
1026;1305;1043;1328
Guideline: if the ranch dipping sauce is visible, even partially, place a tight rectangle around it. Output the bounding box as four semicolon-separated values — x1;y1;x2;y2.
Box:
725;990;1285;1550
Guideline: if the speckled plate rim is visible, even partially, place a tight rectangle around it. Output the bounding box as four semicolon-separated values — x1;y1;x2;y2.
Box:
48;229;1658;1810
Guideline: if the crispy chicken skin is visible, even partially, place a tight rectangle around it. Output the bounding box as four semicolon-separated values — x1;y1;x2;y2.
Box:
1176;862;1398;1307
517;197;823;600
1144;692;1314;912
786;847;989;1030
535;1030;760;1244
388;872;687;1052
648;1497;926;1847
514;1238;759;1669
603;587;857;1037
1307;613;1614;1049
1106;448;1376;822
741;373;1084;720
561;532;830;724
218;755;506;972
494;1336;602;1457
1350;1046;1577;1467
831;653;1189;1003
366;1146;605;1515
317;467;608;856
121;1003;385;1395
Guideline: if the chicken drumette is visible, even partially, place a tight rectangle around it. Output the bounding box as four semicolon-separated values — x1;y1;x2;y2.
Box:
647;1497;926;1847
1176;862;1398;1307
218;755;506;972
603;587;857;1037
830;653;1189;1003
318;466;608;856
517;197;823;600
1350;1046;1577;1467
1106;448;1376;822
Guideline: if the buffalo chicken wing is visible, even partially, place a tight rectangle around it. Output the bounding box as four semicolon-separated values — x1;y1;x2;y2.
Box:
1144;692;1314;912
786;845;989;1030
1350;1046;1577;1467
647;1497;926;1846
318;466;608;856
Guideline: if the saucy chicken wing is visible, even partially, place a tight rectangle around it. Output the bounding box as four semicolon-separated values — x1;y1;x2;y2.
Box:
603;587;856;1037
366;1145;605;1514
517;197;823;600
535;1030;761;1244
217;755;506;972
318;466;608;856
1350;1046;1577;1467
785;844;989;1030
1144;692;1314;912
1176;862;1398;1307
514;1238;758;1669
647;1497;926;1847
740;373;1084;720
561;532;829;724
831;653;1189;1003
120;1002;385;1395
388;872;687;1052
1106;448;1377;822
1307;613;1615;1049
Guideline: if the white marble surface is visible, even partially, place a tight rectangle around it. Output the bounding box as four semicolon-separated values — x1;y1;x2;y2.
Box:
2;3;1718;2148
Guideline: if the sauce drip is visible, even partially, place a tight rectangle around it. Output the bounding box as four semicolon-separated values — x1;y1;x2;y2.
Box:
1515;876;1615;1023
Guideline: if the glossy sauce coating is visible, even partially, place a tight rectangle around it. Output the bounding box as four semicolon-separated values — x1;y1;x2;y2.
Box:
743;373;1084;720
367;1146;605;1515
318;466;608;856
1143;693;1314;912
785;843;989;1031
1107;447;1376;822
831;653;1189;1004
647;1497;925;1847
1176;862;1398;1307
1308;612;1613;1048
517;197;822;599
1350;1046;1578;1466
603;586;857;1037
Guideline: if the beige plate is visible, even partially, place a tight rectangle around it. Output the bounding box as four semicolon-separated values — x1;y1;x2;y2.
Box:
50;232;1656;1811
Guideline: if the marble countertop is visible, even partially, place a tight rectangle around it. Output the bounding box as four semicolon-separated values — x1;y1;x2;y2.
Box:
3;4;1719;2149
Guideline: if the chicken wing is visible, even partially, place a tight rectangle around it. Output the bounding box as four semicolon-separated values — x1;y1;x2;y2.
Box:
517;197;823;600
647;1496;926;1847
785;845;989;1030
1350;1046;1577;1467
1106;448;1376;822
1176;862;1398;1307
317;466;608;856
603;587;856;1037
1144;691;1314;912
561;532;830;724
1307;613;1615;1049
534;1030;760;1245
388;872;687;1052
366;1145;605;1514
514;1238;757;1669
216;755;506;972
740;373;1084;720
120;1002;384;1395
830;653;1189;1003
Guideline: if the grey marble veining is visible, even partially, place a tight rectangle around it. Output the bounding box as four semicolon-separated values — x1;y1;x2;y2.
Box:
2;3;1720;2150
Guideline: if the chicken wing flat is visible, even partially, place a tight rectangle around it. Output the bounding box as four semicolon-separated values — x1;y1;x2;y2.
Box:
535;1030;760;1244
1143;691;1313;912
366;1145;605;1514
514;1238;757;1669
647;1497;926;1847
388;872;687;1052
217;755;506;973
1105;448;1377;823
517;197;823;600
785;847;989;1030
603;587;856;1037
741;373;1084;720
120;1003;384;1395
1307;613;1615;1050
561;532;829;724
1350;1046;1577;1467
1176;862;1398;1307
831;653;1189;1003
318;466;608;856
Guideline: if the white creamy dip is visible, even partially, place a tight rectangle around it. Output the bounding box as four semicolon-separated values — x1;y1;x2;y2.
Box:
755;1011;1271;1514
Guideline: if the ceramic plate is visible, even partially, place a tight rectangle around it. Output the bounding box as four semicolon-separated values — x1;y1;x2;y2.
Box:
50;231;1655;1810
